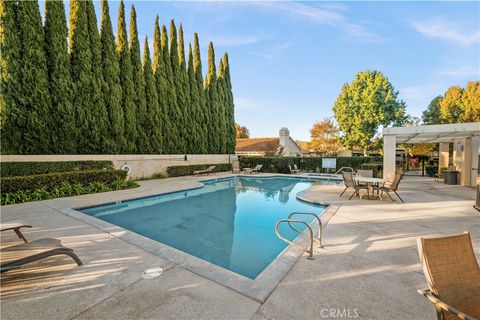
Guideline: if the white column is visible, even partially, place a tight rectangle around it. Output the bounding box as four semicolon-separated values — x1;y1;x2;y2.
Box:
438;142;449;172
383;134;396;182
463;137;472;187
471;136;480;187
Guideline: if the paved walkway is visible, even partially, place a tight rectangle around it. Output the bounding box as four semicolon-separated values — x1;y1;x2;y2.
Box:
1;175;478;320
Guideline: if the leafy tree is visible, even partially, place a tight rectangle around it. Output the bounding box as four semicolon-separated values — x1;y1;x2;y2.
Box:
143;37;162;153
44;0;76;154
193;33;208;154
17;0;52;154
100;0;125;153
117;0;137;153
222;53;236;153
309;118;341;156
129;5;148;153
461;81;480;122
333;70;405;156
205;42;219;153
0;0;22;154
161;24;180;153
85;0;109;153
439;85;463;123
236;123;250;138
422;96;442;125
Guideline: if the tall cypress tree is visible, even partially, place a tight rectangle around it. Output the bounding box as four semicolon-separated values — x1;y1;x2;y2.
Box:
130;5;148;153
86;0;109;153
69;0;91;154
193;33;208;154
117;0;137;153
187;44;202;154
44;0;75;154
0;0;22;154
216;57;228;154
143;37;162;153
152;16;168;153
162;24;180;153
169;20;185;153
223;53;236;153
100;0;125;153
178;23;194;153
17;0;52;154
205;42;219;153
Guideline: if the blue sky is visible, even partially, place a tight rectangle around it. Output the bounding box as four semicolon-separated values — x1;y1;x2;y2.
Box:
53;1;480;140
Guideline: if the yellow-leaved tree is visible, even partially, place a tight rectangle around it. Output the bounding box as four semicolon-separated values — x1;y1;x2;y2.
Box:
309;118;342;156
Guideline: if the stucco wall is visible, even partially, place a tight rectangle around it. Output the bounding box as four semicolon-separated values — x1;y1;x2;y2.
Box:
0;154;236;179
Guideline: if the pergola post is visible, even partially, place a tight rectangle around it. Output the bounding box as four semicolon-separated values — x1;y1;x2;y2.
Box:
383;134;396;182
438;142;449;173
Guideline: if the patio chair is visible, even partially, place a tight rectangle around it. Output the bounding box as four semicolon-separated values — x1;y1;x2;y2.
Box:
417;232;480;320
1;222;32;242
356;169;373;186
289;164;300;174
1;238;83;273
373;173;404;203
193;165;216;176
243;164;263;174
294;164;302;173
340;171;368;200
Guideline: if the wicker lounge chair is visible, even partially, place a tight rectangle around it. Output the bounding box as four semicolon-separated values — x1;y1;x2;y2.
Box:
243;164;262;174
417;232;480;320
340;171;368;199
1;238;83;273
1;222;32;242
373;173;404;203
193;165;216;176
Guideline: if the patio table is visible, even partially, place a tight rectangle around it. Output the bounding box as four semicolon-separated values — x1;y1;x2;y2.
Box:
354;177;384;200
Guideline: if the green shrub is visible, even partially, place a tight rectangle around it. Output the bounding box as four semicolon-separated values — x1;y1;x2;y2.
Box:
1;169;127;193
360;162;383;178
238;156;383;174
166;163;232;177
1;178;139;205
1;161;114;177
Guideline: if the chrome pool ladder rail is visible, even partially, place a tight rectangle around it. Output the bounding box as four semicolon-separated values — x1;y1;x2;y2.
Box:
334;167;354;174
275;219;315;260
287;212;323;248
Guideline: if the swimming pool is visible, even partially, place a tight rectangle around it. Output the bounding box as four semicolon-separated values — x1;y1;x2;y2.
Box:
80;176;328;279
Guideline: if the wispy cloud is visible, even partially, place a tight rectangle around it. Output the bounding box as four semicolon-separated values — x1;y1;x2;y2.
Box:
208;32;270;47
411;17;480;46
249;42;292;61
439;64;480;78
250;2;386;43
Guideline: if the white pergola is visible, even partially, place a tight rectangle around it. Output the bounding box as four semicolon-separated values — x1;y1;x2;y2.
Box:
382;122;480;187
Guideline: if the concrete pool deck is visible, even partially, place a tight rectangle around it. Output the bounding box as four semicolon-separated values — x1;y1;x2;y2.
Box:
1;174;479;319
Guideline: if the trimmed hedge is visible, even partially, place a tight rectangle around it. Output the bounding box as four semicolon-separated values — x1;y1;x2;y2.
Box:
1;179;138;205
1;161;114;177
1;169;127;193
360;162;383;178
238;156;383;174
167;163;232;177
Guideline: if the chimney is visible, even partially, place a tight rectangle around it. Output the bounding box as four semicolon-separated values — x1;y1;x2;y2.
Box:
279;127;289;147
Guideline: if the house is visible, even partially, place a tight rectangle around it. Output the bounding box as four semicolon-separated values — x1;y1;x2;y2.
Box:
236;128;303;157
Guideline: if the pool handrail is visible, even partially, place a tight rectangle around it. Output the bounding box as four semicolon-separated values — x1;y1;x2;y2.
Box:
275;219;315;260
287;212;323;248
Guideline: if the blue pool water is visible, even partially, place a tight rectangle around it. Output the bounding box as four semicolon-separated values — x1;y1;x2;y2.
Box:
80;176;330;279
